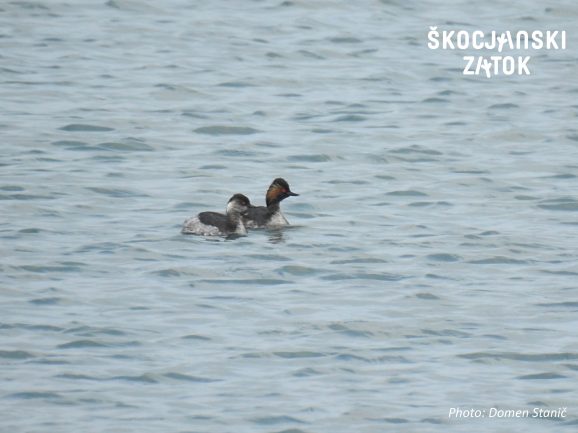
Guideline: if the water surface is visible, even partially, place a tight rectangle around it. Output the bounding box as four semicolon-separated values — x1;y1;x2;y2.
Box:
1;1;578;432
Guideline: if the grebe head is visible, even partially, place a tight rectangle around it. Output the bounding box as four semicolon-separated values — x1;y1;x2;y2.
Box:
227;193;251;216
265;178;299;206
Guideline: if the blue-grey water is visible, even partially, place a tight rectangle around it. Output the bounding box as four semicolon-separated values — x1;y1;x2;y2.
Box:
2;1;578;432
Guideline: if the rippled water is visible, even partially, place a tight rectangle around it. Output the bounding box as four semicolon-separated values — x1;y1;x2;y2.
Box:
2;1;578;432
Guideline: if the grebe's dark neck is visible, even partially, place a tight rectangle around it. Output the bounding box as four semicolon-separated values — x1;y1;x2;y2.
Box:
266;202;280;214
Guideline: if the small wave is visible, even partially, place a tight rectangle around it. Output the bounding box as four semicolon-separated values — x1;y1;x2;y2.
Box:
8;2;49;10
86;187;149;198
292;368;322;377
105;0;163;13
56;373;100;381
328;36;362;44
422;329;470;337
335;353;369;362
328;323;374;338
252;416;306;426
389;145;442;156
17;264;83;273
538;197;578;211
0;350;35;359
322;272;405;281
181;334;211;341
327;179;369;185
247;253;291;261
331;258;387;264
1;323;63;332
415;292;440;300
298;49;324;59
0;193;56;201
515;195;539;201
218;81;255;88
426;253;460;262
152;269;183;278
0;185;24;192
59;124;114;132
332;114;366;122
286;154;331;162
386;190;428;197
541;270;578;276
112;374;158;384
64;326;127;337
51;140;90;149
377;418;410;424
29;297;61;305
277;265;318;276
194;126;260;135
273;351;326;359
163;372;219;383
336;353;410;363
7;391;62;400
468;257;529;265
97;141;153;151
536;301;578;308
214;149;261;157
19;228;46;233
200;278;290;285
517;372;566;380
544;173;577;179
408;201;453;207
459;352;578;362
199;164;226;170
422;97;449;103
57;340;108;349
488;103;520;109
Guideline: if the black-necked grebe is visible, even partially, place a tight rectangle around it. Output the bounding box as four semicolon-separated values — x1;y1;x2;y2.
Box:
182;193;251;236
244;178;298;228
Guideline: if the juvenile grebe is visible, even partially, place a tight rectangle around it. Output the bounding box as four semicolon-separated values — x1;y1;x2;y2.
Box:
182;193;251;236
